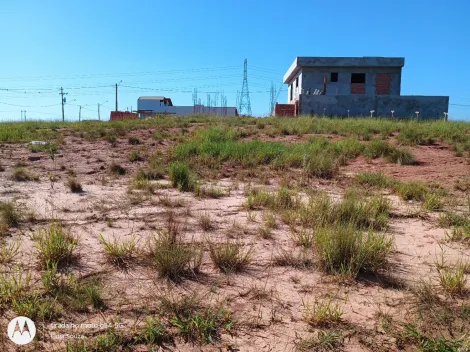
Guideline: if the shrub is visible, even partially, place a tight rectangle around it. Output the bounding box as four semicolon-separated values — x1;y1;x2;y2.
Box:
66;177;83;193
209;241;252;274
169;162;195;192
438;211;470;228
314;225;392;278
33;222;79;269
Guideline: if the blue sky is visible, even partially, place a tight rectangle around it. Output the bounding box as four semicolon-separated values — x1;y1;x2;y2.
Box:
0;0;469;121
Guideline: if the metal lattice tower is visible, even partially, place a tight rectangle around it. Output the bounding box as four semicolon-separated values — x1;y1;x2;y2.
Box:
238;59;252;115
269;82;276;115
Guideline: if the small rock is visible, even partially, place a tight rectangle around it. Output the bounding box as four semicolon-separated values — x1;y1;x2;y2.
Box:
28;154;41;161
86;169;98;175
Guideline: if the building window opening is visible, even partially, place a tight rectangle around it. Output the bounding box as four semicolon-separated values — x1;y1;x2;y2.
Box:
295;77;299;88
351;73;366;83
290;84;293;101
331;72;338;82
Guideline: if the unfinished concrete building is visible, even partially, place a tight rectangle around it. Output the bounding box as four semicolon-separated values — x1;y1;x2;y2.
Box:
276;57;449;119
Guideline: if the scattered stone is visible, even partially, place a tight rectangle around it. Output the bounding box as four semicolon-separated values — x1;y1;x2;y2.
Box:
28;154;41;162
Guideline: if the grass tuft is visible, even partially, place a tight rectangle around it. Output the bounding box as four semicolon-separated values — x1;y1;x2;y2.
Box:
314;225;392;279
169;162;196;192
66;177;83;193
303;297;344;327
209;241;252;274
11;167;39;181
33;222;79;269
99;234;139;268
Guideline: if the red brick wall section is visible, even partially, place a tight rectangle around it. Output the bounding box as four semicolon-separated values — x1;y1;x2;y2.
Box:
351;83;365;94
275;103;296;117
375;73;391;95
110;111;139;121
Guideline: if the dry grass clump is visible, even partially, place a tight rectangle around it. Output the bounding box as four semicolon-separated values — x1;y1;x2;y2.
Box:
296;330;344;351
66;177;83;193
148;216;202;281
109;161;126;175
437;263;467;297
99;234;140;268
209;241;253;274
0;240;20;265
199;212;214;231
11;167;39;181
0;201;22;233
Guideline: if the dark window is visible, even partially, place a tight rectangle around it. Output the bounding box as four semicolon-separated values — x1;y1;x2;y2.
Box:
351;73;366;83
295;77;299;88
330;72;338;82
290;84;293;101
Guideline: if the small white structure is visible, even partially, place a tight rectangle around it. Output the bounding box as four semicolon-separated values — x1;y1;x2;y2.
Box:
137;96;238;117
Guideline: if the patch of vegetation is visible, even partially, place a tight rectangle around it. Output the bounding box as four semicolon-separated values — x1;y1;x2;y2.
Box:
128;136;141;145
135;317;171;346
209;241;252;274
148;226;202;281
129;150;143;162
194;185;226;199
0;240;20;265
297;330;344;351
109;162;126;175
170;305;232;344
169;162;196;192
0;200;22;232
198;212;213;231
423;193;444;211
355;172;394;188
29;142;59;154
438;211;470;228
314;225;392;279
303;297;344;327
11;167;39;181
437;263;467;297
33;222;79;269
394;181;429;201
66;177;83;193
99;234;139;268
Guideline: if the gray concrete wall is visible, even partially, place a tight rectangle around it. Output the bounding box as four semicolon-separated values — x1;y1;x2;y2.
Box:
299;94;449;119
299;67;402;96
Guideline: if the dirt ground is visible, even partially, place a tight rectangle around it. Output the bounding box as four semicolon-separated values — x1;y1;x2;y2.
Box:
1;125;469;352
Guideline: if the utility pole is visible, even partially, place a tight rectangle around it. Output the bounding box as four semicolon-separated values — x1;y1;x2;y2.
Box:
115;80;122;112
24;110;26;121
79;106;82;122
59;87;68;122
98;103;100;121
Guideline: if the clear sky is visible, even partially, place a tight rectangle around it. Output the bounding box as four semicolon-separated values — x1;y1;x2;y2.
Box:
1;0;469;121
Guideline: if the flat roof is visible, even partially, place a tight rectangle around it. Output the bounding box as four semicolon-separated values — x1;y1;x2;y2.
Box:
283;56;405;83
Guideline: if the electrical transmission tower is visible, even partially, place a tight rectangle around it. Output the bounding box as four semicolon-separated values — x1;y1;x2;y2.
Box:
269;82;277;116
238;59;252;116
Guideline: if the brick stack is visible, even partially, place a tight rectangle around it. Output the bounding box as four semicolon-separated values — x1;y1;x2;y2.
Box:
274;103;296;117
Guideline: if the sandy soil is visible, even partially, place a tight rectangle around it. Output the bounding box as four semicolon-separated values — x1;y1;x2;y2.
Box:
0;128;469;351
